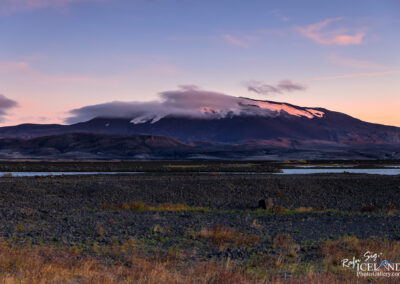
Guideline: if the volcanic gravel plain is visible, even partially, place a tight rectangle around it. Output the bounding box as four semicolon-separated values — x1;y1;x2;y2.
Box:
1;161;400;283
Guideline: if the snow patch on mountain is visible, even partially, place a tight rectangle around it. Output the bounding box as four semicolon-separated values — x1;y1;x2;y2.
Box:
128;95;325;124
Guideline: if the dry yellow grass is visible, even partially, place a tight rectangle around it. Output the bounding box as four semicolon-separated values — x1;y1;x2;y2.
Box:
1;173;13;178
248;236;400;283
164;164;205;168
320;236;400;267
192;225;259;250
0;240;258;284
1;237;400;283
101;201;207;212
294;207;313;213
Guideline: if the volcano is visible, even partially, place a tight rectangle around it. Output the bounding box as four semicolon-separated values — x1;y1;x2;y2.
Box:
1;98;400;145
0;98;399;159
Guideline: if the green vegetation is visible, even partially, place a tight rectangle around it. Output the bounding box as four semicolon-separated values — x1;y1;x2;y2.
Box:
101;201;208;212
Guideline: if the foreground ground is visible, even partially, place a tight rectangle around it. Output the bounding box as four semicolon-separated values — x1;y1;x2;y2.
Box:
1;166;400;283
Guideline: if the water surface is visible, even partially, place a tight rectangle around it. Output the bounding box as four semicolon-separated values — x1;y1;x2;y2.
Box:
1;168;400;177
278;169;400;175
0;172;143;177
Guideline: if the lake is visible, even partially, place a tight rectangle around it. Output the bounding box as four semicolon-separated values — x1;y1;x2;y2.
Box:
1;168;400;177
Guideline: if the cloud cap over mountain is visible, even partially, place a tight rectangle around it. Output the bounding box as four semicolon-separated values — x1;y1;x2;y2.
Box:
66;86;324;124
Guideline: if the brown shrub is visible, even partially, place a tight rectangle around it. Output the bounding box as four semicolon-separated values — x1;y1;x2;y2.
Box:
14;223;24;232
386;203;396;215
251;219;261;228
97;225;105;237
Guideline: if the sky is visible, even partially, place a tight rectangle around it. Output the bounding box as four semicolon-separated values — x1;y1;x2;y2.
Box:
0;0;399;126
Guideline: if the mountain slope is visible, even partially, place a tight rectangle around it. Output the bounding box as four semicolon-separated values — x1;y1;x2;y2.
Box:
0;133;187;159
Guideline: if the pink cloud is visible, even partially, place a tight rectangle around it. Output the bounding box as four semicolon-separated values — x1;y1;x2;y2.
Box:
296;17;365;46
0;61;34;73
222;34;252;48
0;0;106;14
0;60;95;84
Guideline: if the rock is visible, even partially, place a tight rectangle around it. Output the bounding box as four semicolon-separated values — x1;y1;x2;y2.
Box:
258;199;267;209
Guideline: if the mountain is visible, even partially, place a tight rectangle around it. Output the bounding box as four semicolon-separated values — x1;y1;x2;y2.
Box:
1;99;399;145
0;98;399;159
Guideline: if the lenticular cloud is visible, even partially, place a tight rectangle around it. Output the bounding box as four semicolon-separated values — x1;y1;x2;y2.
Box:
66;86;324;124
